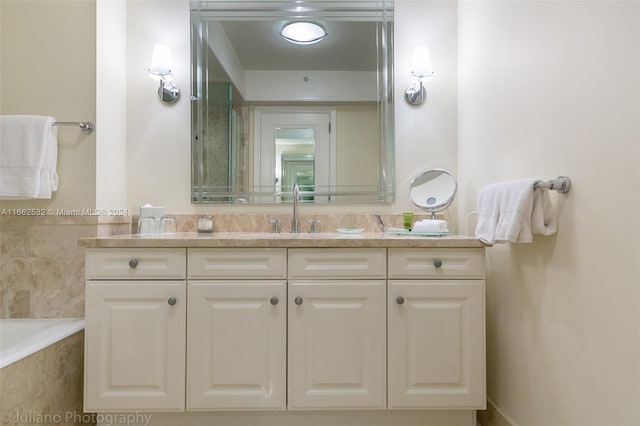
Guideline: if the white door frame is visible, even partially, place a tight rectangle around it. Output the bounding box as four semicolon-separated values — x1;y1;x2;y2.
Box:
253;106;337;201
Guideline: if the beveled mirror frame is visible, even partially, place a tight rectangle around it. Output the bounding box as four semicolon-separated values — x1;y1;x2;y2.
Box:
190;0;395;204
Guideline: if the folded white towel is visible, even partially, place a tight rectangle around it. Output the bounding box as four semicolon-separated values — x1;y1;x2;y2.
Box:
475;178;557;244
531;187;557;236
0;115;58;199
412;219;448;232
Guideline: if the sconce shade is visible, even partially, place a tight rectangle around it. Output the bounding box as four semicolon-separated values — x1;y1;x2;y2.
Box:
411;46;434;79
149;44;172;77
148;44;180;103
281;22;327;45
405;46;433;105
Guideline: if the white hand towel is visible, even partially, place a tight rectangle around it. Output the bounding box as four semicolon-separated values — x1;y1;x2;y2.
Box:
475;178;556;244
412;219;448;232
531;187;557;236
0;115;58;199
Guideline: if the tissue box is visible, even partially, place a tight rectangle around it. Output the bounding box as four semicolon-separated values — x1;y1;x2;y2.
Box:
140;205;165;218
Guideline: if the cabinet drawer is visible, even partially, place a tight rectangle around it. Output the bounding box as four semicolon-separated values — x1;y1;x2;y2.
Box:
288;248;386;279
86;248;186;279
188;248;287;279
388;248;484;279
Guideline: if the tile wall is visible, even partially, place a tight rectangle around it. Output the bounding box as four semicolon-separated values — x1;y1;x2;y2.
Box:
0;216;130;319
0;332;87;426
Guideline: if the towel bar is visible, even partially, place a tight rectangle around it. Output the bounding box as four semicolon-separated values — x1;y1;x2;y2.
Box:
53;121;95;134
534;176;571;193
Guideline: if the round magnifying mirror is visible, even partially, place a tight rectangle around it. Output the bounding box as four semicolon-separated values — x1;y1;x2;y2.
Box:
409;169;457;218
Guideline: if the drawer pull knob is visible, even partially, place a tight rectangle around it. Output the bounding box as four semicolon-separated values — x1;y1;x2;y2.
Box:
295;296;304;305
270;296;279;306
396;296;405;305
433;259;443;268
128;259;138;268
167;297;177;306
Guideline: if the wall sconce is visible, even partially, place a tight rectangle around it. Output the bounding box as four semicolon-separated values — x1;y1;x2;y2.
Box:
148;44;180;103
405;46;434;105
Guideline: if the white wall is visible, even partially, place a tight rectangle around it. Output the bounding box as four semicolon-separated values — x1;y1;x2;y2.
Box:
0;0;96;210
119;0;459;218
243;71;377;102
393;0;459;220
457;1;640;425
96;0;127;210
125;0;192;211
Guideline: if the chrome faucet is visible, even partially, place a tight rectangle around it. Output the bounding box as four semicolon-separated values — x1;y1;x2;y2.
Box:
291;182;300;233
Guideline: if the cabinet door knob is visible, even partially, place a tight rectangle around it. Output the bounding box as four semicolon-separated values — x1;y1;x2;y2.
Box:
167;297;177;306
270;296;279;306
396;296;405;305
294;296;303;305
128;259;138;268
433;259;443;268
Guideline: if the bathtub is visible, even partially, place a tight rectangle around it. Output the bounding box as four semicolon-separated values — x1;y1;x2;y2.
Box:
0;317;84;369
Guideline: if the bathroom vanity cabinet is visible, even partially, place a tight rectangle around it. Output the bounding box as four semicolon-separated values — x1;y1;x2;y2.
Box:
81;235;486;425
84;248;187;411
187;248;287;410
287;248;387;409
387;248;485;408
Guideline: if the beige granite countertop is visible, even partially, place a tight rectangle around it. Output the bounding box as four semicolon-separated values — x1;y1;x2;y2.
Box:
78;232;488;248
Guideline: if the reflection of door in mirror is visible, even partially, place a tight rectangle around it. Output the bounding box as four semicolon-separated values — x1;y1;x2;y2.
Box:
254;107;334;202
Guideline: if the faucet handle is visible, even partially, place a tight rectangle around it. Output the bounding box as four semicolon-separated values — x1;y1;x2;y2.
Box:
307;219;320;234
270;219;281;234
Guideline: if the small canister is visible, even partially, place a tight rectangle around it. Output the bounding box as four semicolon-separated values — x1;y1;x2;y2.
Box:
197;215;214;233
402;212;413;231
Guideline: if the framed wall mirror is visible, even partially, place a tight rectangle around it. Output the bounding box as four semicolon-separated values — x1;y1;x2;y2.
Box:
191;0;394;204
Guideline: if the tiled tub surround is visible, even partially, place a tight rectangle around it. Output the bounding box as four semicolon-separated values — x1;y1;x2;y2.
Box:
0;331;89;426
0;216;130;319
0;215;126;426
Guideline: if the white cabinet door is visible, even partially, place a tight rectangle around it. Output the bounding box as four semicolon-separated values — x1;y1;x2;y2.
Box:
84;281;186;411
388;280;485;409
188;281;286;410
288;280;386;409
